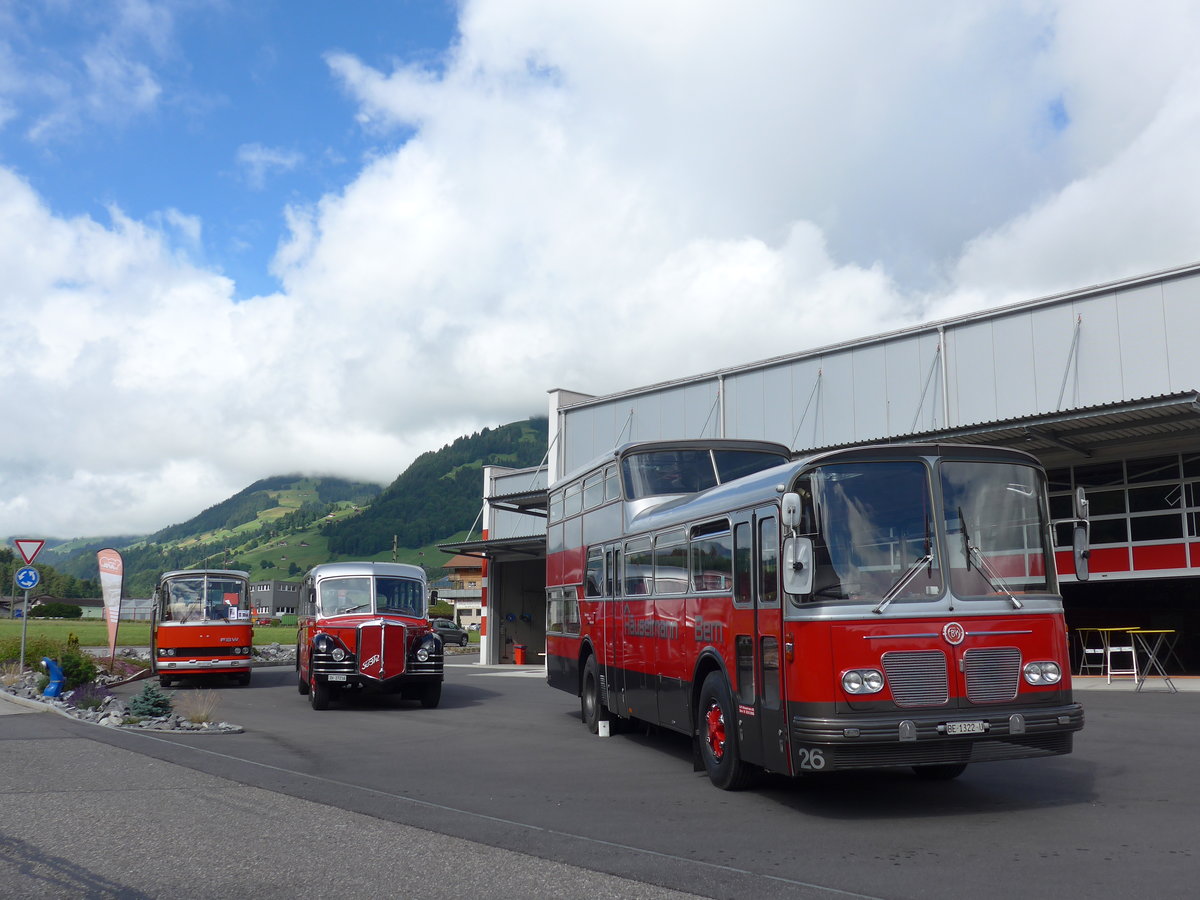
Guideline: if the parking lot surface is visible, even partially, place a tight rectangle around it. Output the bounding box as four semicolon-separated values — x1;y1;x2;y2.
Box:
3;658;1198;899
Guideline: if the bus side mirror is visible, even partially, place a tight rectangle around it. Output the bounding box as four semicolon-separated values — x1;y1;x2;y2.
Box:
429;589;438;603
1072;523;1090;582
782;492;802;530
783;536;813;596
1073;486;1090;581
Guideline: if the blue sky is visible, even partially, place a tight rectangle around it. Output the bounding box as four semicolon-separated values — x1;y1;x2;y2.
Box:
2;1;457;299
4;1;1200;539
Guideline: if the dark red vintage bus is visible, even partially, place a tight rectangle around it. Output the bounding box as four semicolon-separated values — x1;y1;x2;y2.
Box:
297;561;443;710
545;440;1087;789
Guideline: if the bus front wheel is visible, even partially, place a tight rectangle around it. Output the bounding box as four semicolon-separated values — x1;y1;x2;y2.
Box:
420;682;442;708
698;672;753;790
309;676;330;710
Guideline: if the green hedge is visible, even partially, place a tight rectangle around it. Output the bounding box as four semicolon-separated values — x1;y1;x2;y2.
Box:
29;602;83;619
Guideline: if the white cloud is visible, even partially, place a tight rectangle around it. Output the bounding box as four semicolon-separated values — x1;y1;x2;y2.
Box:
8;0;1200;538
236;143;304;190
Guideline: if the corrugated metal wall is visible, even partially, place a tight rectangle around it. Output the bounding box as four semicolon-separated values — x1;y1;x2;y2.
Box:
555;267;1200;477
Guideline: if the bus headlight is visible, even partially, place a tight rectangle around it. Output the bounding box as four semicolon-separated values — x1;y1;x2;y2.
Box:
331;647;345;661
842;669;884;694
1023;661;1062;685
314;634;334;654
415;636;438;663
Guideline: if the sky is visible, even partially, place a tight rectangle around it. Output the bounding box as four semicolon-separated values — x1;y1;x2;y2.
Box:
3;0;1200;541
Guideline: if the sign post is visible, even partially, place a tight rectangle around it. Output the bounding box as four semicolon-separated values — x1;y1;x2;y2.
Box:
15;565;40;676
12;542;45;675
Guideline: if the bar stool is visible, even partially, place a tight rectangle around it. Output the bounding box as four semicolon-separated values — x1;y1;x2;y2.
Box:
1096;627;1139;683
1074;627;1106;676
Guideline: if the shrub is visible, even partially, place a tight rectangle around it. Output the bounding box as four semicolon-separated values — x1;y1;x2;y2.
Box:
175;689;219;724
29;602;83;619
0;635;64;669
69;682;114;711
128;681;173;717
59;652;98;689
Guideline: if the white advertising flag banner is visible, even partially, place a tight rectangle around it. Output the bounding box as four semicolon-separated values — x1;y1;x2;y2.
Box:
96;549;124;661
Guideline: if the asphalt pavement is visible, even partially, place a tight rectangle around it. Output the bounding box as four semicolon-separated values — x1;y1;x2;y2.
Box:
0;680;700;900
1;667;1194;899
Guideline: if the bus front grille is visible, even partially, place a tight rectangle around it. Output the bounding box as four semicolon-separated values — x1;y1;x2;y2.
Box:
963;647;1021;703
882;650;949;707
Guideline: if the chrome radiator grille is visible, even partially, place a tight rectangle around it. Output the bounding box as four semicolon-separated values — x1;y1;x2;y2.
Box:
963;647;1021;703
882;650;949;707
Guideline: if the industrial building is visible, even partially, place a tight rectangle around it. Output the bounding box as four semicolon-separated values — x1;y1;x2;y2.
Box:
445;262;1200;673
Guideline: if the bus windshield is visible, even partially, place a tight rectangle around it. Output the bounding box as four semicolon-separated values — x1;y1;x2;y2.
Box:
801;461;941;603
317;575;425;617
163;575;246;622
376;576;424;616
941;461;1054;598
318;577;373;615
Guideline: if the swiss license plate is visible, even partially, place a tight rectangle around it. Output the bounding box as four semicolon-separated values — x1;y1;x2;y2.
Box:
945;720;986;735
326;674;348;682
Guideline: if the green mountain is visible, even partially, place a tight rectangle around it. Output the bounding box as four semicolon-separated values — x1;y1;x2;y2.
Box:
322;417;548;556
37;416;548;598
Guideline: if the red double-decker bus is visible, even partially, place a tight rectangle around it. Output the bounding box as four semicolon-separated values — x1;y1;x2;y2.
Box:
545;440;1087;789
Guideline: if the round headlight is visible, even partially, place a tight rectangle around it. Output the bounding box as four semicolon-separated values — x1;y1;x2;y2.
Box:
1024;661;1062;685
314;634;332;653
331;647;345;661
416;646;430;662
842;669;884;694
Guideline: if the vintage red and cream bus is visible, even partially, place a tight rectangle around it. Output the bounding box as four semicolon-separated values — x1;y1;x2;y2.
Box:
545;439;1087;788
152;569;254;687
297;561;443;710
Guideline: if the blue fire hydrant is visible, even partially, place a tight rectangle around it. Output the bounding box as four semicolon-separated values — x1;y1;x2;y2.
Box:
41;657;65;698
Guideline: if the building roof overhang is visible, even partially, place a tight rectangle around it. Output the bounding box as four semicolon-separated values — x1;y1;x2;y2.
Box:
438;534;546;563
861;391;1200;466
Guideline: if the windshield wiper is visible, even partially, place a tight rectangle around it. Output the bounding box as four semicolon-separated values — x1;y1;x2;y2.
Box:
873;554;933;614
966;544;1023;609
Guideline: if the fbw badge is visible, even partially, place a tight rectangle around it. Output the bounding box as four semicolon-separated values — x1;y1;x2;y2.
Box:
15;566;40;590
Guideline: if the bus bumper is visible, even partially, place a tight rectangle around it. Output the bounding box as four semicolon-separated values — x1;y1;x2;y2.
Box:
789;702;1084;772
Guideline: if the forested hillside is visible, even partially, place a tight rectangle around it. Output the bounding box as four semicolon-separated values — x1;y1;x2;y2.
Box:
321;418;548;556
26;417;548;598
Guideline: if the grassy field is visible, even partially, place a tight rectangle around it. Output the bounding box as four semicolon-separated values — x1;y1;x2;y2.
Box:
0;619;298;648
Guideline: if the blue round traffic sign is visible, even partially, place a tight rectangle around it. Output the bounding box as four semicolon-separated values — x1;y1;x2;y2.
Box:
15;566;39;590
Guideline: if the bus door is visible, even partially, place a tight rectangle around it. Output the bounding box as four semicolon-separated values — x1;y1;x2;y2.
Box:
602;545;625;718
733;507;790;775
618;538;656;720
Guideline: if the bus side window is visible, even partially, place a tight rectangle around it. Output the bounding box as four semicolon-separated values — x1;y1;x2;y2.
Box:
758;517;778;605
585;548;604;598
736;635;755;704
733;522;752;605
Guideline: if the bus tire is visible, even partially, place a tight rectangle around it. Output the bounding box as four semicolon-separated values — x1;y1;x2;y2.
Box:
581;655;602;734
698;672;753;790
159;676;171;688
297;655;310;695
912;763;968;781
236;672;251;687
420;682;442;709
309;676;330;710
